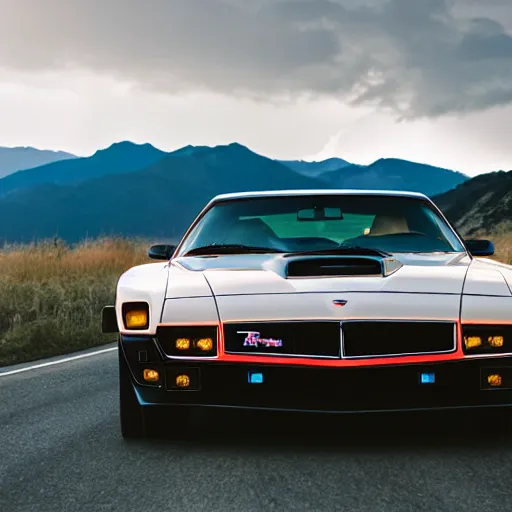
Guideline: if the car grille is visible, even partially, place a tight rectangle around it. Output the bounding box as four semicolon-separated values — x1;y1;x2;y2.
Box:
341;321;456;358
223;321;341;358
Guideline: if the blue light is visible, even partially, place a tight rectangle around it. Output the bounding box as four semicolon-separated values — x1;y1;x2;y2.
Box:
248;372;264;384
420;372;435;384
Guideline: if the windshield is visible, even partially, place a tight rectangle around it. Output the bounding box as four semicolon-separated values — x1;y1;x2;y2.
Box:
177;194;466;256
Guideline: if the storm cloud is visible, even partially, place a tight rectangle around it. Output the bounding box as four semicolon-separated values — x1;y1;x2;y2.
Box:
1;0;511;118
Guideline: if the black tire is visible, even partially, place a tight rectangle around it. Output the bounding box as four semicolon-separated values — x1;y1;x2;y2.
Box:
119;346;146;439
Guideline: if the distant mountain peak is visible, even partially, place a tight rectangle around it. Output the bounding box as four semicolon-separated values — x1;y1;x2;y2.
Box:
226;142;248;149
368;157;468;177
172;142;262;162
94;140;162;156
1;145;74;155
0;140;168;195
279;156;351;177
0;146;77;179
220;142;258;155
304;156;349;164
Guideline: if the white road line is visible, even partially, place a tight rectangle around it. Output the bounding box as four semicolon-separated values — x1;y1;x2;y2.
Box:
0;346;118;377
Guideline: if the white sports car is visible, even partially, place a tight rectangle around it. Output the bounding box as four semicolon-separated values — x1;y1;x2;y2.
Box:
102;189;512;438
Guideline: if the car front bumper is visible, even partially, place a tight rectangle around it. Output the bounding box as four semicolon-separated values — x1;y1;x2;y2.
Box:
120;338;512;414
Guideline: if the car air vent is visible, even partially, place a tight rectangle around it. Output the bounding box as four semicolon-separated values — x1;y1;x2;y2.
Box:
286;257;383;278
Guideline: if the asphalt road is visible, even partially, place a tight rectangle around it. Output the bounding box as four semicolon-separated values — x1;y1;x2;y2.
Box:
2;348;512;512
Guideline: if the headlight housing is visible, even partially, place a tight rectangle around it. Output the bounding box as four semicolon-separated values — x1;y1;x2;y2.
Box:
462;324;511;354
122;302;150;330
156;325;218;357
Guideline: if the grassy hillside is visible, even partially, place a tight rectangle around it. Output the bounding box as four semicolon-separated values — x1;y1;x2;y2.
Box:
433;170;512;235
1;234;511;367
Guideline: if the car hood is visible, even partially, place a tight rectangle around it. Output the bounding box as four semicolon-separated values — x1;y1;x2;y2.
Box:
158;252;512;324
165;251;512;297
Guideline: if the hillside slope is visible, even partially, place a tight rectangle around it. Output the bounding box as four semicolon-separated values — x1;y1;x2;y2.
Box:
0;146;76;179
433;170;512;236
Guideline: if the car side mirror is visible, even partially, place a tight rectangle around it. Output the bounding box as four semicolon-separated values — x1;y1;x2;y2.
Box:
464;239;495;257
148;244;176;260
101;305;119;334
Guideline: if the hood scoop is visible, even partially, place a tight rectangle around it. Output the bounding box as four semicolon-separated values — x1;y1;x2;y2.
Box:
284;255;403;278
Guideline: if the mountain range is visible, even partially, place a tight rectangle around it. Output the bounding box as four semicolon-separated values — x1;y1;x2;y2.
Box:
0;140;506;244
0;146;76;180
0;142;165;197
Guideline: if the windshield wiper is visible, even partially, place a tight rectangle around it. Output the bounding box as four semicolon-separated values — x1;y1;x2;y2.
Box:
284;245;391;258
182;244;285;256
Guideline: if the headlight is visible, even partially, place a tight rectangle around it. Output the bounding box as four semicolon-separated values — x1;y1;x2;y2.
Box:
122;302;149;330
462;325;511;354
156;325;218;357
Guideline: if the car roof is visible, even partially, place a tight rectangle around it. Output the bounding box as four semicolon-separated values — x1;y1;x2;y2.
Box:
210;189;429;203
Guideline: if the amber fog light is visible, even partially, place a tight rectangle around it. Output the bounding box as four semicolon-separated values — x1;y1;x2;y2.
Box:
463;325;512;354
176;374;191;388
488;374;503;387
464;336;482;349
143;369;159;383
195;338;213;352
176;338;191;350
488;336;504;348
167;367;201;391
156;326;218;357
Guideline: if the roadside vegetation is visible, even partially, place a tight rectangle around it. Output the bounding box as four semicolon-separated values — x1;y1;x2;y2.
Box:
492;233;512;265
1;234;512;367
0;238;151;366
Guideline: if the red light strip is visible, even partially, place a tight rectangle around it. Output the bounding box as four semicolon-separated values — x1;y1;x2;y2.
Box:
158;319;512;367
161;319;464;367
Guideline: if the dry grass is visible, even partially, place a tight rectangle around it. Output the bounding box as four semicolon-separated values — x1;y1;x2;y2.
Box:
1;234;511;367
491;233;512;265
0;238;151;366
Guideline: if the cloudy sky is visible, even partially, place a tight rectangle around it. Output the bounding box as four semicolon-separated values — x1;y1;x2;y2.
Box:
0;0;511;176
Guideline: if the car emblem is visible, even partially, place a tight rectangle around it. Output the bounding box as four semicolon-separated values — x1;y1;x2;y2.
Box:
332;299;348;307
237;331;283;348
